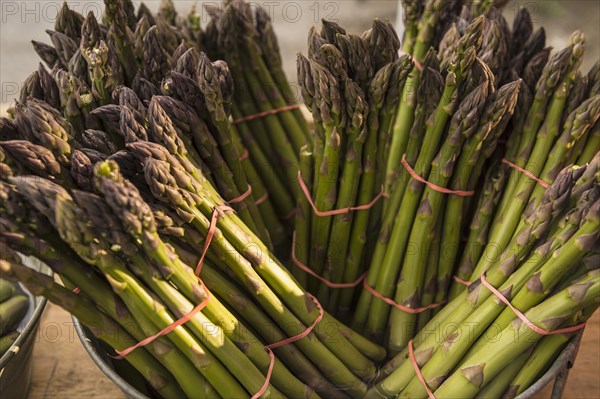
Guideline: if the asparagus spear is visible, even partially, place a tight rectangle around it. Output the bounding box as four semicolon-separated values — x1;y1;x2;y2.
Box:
338;61;405;314
0;294;28;336
0;278;16;303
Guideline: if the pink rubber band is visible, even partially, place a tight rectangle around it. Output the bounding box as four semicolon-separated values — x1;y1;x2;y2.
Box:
362;279;445;314
227;185;253;205
502;159;550;189
402;154;475;197
282;206;298;220
291;231;366;288
195;205;233;277
480;273;586;335
233;104;301;125
453;276;473;286
112;278;211;359
399;51;424;72
72;287;81;294
409;339;436;399
252;292;324;398
239;148;250;162
298;171;387;217
255;192;269;206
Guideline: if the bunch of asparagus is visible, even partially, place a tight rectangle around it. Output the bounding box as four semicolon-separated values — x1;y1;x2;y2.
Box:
291;17;415;314
364;161;600;398
17;0;309;250
0;1;389;397
0;277;28;357
1;0;599;397
202;0;312;211
344;3;600;355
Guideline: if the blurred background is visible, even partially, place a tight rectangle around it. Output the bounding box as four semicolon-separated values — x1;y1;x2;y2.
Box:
1;0;599;114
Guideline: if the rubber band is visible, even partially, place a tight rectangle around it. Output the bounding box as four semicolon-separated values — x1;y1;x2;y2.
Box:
291;231;366;288
239;148;250;162
298;171;387;217
112;278;211;359
362;279;445;314
233;104;301;125
453;276;473;287
408;339;436;399
72;287;81;294
401;155;475;197
227;185;253;205
252;292;324;398
195;205;233;277
399;51;424;72
480;273;586;335
255;192;269;206
281;206;298;220
502;159;550;189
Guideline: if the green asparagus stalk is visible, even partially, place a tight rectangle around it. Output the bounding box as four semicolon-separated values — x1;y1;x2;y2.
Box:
294;145;313;288
0;294;28;336
0;278;16;303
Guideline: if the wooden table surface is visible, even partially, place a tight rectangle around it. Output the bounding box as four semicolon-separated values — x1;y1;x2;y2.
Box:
27;304;599;399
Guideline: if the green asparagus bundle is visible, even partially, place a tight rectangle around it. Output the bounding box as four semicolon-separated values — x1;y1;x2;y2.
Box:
364;166;600;398
2;0;600;397
293;19;413;311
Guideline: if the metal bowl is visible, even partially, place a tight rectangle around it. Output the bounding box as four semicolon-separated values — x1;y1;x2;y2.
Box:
74;318;583;399
0;261;50;398
73;317;155;399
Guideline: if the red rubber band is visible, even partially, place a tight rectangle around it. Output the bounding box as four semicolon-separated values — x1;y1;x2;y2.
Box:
399;51;424;72
239;148;250;162
401;154;475;197
233;104;302;125
362;279;445;314
255;192;269;206
195;205;233;277
227;185;253;205
453;275;473;286
281;207;298;220
72;287;81;294
251;292;324;398
502;159;550;189
291;231;366;288
112;278;211;359
298;171;387;217
409;339;436;399
480;273;586;335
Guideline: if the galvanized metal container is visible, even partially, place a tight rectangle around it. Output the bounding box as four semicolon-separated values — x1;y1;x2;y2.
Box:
0;261;50;398
74;317;584;399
